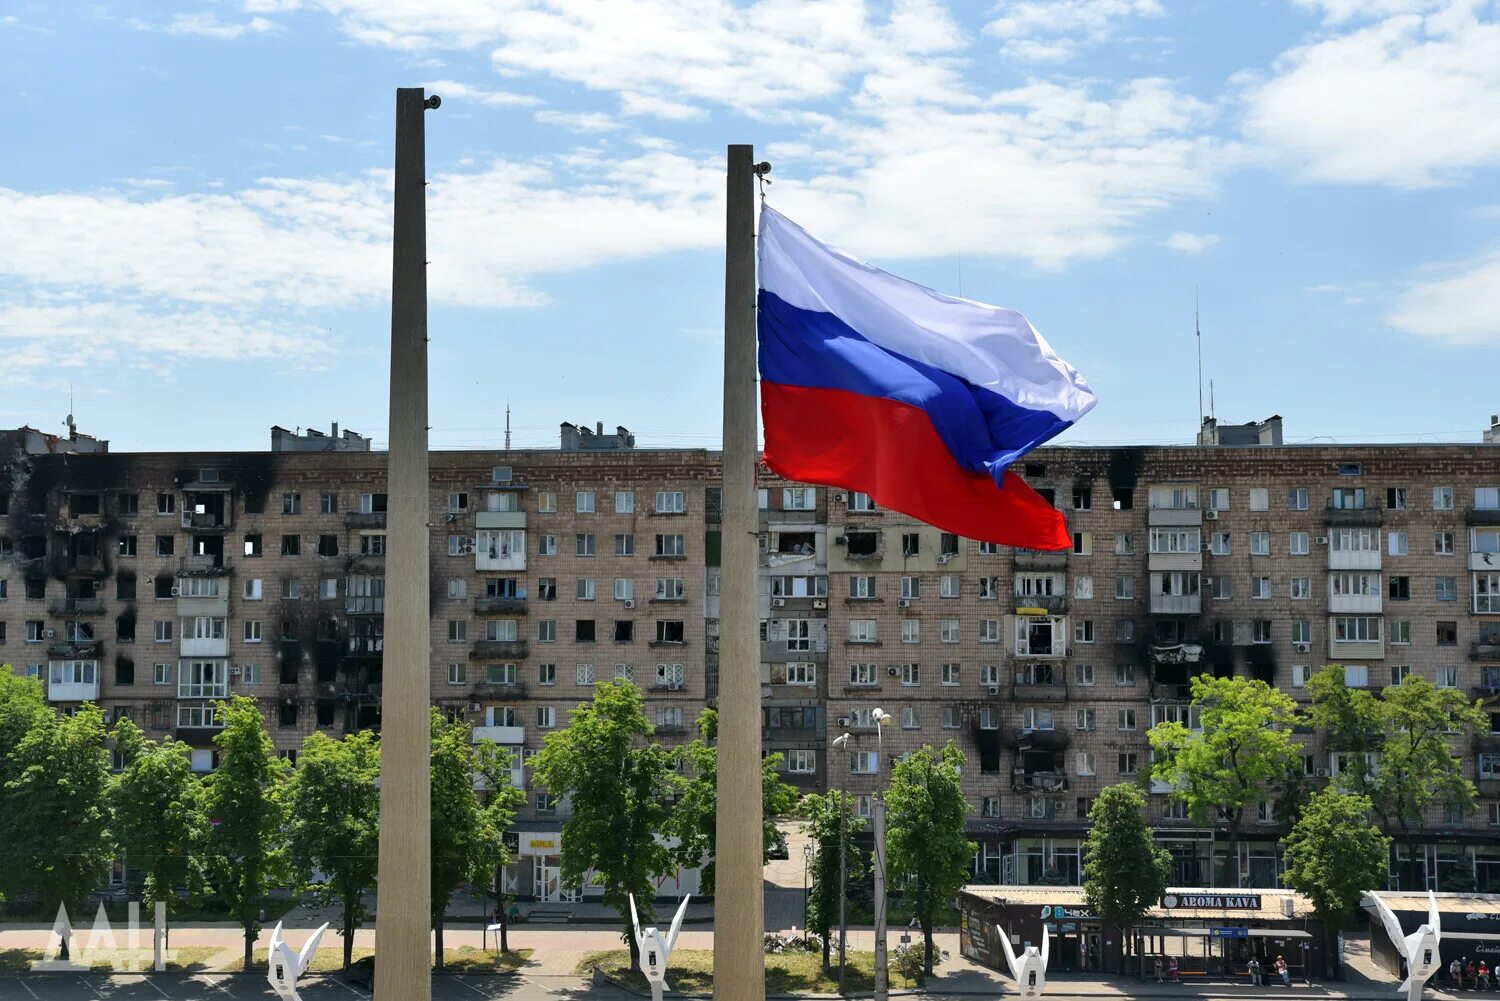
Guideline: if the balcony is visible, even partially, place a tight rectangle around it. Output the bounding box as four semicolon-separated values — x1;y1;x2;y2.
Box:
49;640;103;659
1016;594;1068;615
475;596;527;615
1325;507;1382;527
1011;770;1069;793
1467;508;1500;527
178;555;230;576
345;596;385;615
47;676;100;702
1471;643;1500;662
472;724;526;744
655;722;688;736
346;637;383;658
473;680;527;699
1328;549;1381;571
471;640;528;660
181;512;229;531
181;636;230;658
1012;680;1068;701
69;556;107;576
1150;593;1201;615
344;511;387;529
475;511;526;530
1013;550;1068;570
178;681;230;700
49;598;105;616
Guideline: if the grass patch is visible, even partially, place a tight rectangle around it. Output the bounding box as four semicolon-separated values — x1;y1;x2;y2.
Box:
250;945;376;974
0;945;221;972
576;949;921;993
440;946;534;973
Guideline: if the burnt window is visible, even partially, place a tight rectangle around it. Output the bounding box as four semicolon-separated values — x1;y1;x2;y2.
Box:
118;535;137;557
25;577;45;600
1025;462;1047;477
118;493;138;517
278;701;299;728
244;534;262;557
846;531;878;557
116;615;136;643
1437;621;1458;647
156;535;175;557
71;493;101;516
280;535;301;556
156;576;175;599
1113;488;1133;510
656;620;685;644
244;492;264;515
614;620;634;642
576;619;596;643
117;574;136;601
115;658;135;685
1035;488;1056;507
0;537;11;557
317;535;339;557
317;700;336;728
20;536;46;559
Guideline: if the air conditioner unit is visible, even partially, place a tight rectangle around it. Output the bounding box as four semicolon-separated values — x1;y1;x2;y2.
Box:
772;598;785;608
467;702;482;712
837;716;851;727
1204;510;1219;520
988;684;1000;696
888;666;900;677
812;599;827;609
1316;536;1329;545
623;599;635;609
444;513;458;523
898;599;911;608
1294;642;1310;653
1316;767;1330;778
1201;543;1212;552
43;628;56;639
461;543;476;555
834;536;847;546
832;492;846;503
938;552;955;563
228;666;242;675
170;586;181;596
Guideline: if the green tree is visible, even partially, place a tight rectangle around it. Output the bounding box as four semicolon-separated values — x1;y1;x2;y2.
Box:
1083;784;1171;974
1148;674;1300;886
1281;789;1390;978
669;708;800;896
1309;669;1487;886
430;710;523;966
531;680;679;969
201;696;289;972
2;699;113;945
886;742;975;975
802;791;867;972
109;726;207;921
285;730;380;972
475;732;526;953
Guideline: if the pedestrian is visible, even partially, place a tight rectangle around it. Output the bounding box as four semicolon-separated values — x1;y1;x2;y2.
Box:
1478;960;1490;990
1155;958;1165;983
1454;958;1465;989
1469;960;1479;989
1276;955;1291;987
1248;957;1262;987
1170;957;1180;984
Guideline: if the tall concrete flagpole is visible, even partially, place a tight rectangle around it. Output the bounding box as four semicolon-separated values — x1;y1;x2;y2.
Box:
374;85;439;1001
715;144;766;1001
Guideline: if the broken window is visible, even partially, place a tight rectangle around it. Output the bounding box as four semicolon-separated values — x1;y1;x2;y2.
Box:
1113;488;1133;510
116;614;135;642
118;535;137;557
278;701;299;728
360;493;388;514
537;578;556;601
487;577;521;598
25;576;46;600
281;535;300;556
317;535;339;557
71;493;102;516
317;700;336;728
244;534;262;557
117;574;136;601
939;533;959;557
1035;488;1056;506
845;531;878;557
576;619;596;643
115;657;135;685
656;620;685;644
614;620;634;642
156;535;175;557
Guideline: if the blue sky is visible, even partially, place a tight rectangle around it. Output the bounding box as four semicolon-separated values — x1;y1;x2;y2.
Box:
2;0;1497;452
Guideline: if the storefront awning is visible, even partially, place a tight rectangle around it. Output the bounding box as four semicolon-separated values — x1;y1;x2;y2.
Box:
1139;927;1207;937
1248;929;1311;939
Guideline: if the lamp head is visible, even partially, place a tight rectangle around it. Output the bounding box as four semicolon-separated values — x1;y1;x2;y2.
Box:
832;732;851;749
872;708;890;725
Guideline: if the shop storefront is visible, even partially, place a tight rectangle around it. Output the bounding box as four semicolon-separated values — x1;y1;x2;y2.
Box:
506;825;703;903
1365;892;1500;973
960;887;1322;979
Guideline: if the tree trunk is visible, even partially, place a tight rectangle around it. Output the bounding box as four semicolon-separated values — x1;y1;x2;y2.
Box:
822;930;831;973
922;919;935;976
243;921;254;973
344;894;355;973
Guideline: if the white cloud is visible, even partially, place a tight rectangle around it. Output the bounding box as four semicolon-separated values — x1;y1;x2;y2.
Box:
1387;250;1500;344
533;109;623;133
986;0;1165;60
423;78;541;107
1243;4;1500;187
1164;232;1219;253
132;12;282;38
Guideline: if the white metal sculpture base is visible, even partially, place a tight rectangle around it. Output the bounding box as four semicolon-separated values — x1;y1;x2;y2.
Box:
996;923;1050;998
1367;891;1442;1001
630;893;691;1001
267;921;329;1001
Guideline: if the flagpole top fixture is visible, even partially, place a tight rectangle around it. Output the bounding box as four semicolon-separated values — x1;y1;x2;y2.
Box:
424;94;442;110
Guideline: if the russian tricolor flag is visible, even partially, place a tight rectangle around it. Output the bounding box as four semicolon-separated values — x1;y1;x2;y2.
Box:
757;206;1097;550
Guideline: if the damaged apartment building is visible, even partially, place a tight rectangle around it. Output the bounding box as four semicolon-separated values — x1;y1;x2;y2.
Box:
5;415;1500;898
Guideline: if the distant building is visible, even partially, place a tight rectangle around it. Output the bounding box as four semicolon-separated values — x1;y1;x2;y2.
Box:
1198;414;1284;446
560;421;635;452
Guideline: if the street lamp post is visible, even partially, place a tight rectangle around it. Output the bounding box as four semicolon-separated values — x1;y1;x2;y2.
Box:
871;708;893;1001
830;731;852;996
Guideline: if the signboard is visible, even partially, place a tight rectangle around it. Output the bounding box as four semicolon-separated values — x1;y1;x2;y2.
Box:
1040;905;1099;921
1211;927;1249;938
521;835;560;856
1161;893;1261;910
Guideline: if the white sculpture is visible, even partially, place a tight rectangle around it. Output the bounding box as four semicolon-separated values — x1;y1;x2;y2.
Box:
1367;891;1442;1001
267;921;329;1001
996;923;1050;998
629;893;691;1001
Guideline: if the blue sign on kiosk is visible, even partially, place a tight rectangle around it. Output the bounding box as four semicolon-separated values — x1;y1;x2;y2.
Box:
1211;927;1250;938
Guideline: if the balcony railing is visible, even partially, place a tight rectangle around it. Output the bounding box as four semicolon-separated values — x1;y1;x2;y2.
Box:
344;511;388;529
181;512;229;530
473;681;527;699
1011;770;1069;793
49;598;105;616
345;596;385;615
49;640;103;658
474;596;527;615
471;640;528;660
1325;506;1382;526
1012;680;1068;701
178;682;230;699
1471;643;1500;662
1013;551;1068;569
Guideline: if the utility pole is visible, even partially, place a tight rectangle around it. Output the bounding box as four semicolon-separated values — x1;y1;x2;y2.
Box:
714;143;767;1001
374;85;439;1001
838;788;848;996
873;795;888;1001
